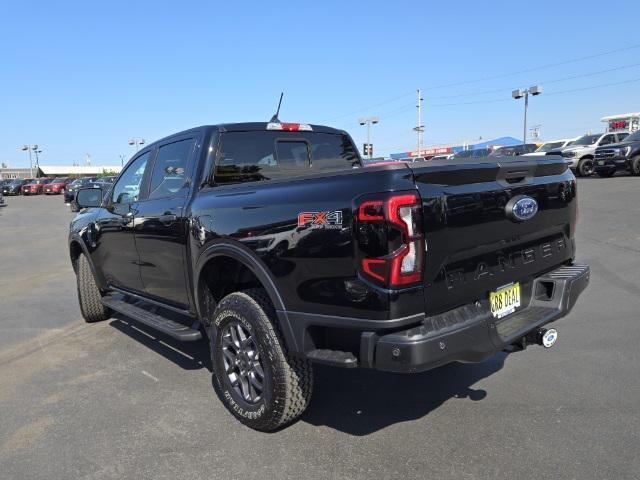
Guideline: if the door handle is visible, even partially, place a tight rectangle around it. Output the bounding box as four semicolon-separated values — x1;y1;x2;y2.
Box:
159;214;177;224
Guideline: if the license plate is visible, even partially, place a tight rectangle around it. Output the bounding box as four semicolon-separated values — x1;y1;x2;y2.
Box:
597;160;605;166
490;282;521;319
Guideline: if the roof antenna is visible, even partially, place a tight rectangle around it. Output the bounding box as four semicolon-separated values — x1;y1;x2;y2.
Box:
270;92;284;123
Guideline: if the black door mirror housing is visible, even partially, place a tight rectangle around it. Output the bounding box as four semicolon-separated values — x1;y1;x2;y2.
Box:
75;187;103;209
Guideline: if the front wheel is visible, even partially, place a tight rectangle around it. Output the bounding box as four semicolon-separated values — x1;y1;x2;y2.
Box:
209;288;312;432
577;158;594;177
76;253;111;323
630;156;640;176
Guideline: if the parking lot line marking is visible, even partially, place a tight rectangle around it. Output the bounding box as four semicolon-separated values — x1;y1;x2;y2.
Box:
158;340;195;360
141;370;159;382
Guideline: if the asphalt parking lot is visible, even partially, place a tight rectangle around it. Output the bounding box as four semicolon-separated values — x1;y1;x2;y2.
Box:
0;177;639;480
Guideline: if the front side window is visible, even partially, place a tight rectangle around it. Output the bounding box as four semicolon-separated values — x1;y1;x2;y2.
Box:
111;152;150;204
573;134;599;146
148;138;194;199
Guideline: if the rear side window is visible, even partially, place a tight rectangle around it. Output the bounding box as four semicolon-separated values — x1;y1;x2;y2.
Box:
148;138;194;199
215;131;359;185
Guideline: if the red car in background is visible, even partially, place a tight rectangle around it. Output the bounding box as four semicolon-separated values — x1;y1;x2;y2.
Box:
21;178;53;195
43;177;70;195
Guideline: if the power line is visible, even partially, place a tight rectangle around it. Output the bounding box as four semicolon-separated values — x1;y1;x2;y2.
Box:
422;43;640;91
320;91;414;122
544;76;640;96
429;76;640;107
320;44;640;123
428;61;640;100
334;102;416;129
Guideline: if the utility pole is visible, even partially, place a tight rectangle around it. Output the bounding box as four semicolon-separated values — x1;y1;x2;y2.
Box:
413;89;424;158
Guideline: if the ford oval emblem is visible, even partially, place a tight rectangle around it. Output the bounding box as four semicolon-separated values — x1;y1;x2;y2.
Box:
506;195;538;222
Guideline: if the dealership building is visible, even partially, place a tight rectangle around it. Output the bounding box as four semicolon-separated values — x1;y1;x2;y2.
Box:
390;136;523;160
0;165;122;180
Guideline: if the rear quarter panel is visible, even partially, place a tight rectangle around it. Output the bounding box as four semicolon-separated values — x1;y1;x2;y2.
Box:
189;165;421;319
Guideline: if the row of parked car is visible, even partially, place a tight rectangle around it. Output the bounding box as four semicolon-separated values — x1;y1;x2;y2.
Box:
386;129;640;178
0;176;116;210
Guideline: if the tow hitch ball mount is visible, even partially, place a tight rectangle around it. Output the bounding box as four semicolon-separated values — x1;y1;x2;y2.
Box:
510;327;558;351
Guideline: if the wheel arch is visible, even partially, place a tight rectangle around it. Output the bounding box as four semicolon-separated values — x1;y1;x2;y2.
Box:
194;241;287;325
69;235;107;291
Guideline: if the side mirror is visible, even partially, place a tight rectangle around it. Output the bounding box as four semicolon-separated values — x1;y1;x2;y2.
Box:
75;187;103;209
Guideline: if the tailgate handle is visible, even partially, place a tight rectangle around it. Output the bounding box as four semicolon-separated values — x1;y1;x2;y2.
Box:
504;170;528;184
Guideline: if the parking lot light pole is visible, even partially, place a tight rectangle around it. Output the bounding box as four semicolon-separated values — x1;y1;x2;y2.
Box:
512;86;543;144
128;138;145;152
21;145;41;178
33;145;42;175
358;117;379;159
21;145;33;178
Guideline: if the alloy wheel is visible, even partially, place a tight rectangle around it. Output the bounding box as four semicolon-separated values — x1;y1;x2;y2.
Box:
221;321;265;404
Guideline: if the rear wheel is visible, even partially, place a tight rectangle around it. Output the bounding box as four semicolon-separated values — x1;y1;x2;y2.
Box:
76;253;111;323
577;157;594;176
630;156;640;176
209;288;312;431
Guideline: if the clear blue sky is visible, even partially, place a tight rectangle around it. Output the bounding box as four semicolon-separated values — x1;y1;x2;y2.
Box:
1;0;639;167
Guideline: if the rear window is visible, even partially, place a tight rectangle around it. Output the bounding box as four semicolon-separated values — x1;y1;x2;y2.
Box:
214;131;359;185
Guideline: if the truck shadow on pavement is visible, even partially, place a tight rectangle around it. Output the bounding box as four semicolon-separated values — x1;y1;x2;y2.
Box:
109;315;507;436
303;355;506;435
109;317;213;371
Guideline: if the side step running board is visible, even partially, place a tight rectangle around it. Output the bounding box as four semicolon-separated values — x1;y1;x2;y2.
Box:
102;295;202;342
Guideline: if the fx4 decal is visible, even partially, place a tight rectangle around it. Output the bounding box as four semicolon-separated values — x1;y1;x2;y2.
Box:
297;211;343;229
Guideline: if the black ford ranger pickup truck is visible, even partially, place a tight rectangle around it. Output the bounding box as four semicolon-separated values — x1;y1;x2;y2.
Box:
69;121;589;431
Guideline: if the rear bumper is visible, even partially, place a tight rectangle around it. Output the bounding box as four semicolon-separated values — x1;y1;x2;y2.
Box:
374;263;589;373
288;263;590;373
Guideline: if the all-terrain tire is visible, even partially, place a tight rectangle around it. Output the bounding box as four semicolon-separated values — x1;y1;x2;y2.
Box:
577;157;594;177
209;288;312;432
76;253;111;323
630;156;640;176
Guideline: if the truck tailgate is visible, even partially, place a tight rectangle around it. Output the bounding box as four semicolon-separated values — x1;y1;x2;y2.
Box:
407;156;577;315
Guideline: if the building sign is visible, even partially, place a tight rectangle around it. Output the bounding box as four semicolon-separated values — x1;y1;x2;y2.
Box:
609;120;627;130
602;113;640;133
409;146;453;157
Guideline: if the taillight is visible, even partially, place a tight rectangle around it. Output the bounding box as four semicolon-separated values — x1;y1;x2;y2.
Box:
570;178;578;237
356;192;424;288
